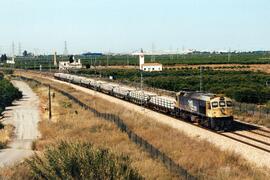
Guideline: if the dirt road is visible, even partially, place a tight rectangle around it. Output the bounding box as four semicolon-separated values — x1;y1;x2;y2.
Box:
0;80;40;168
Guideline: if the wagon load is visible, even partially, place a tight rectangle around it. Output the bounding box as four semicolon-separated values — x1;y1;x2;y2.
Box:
54;73;62;78
129;90;156;103
149;96;175;110
59;73;69;80
89;80;98;88
113;86;134;98
80;78;92;87
100;83;118;94
72;76;83;84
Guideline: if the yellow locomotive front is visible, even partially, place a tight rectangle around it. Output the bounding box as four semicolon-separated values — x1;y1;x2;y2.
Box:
175;91;234;131
207;96;233;118
206;96;233;130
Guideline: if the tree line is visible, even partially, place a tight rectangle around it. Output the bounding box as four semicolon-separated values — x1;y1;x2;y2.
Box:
76;69;270;104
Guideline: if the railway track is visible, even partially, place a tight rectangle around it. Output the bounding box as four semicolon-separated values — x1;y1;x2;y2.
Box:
219;122;270;153
17;70;270;155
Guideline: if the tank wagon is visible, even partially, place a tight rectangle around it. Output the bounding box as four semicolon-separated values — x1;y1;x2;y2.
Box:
54;73;234;131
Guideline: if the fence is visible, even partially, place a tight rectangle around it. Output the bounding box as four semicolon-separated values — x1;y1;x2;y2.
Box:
234;101;270;119
17;76;196;180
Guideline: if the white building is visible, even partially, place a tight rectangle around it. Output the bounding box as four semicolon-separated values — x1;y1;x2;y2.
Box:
6;57;15;64
59;57;82;71
142;63;163;72
136;49;163;72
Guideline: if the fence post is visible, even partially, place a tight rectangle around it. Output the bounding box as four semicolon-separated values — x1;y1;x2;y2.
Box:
245;103;247;116
259;106;262;119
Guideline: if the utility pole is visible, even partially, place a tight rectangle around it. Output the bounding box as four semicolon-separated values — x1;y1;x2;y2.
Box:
151;43;156;62
228;48;231;63
18;42;22;56
12;41;15;57
48;85;52;120
200;66;203;92
127;55;129;66
106;55;109;67
140;70;144;109
63;41;68;56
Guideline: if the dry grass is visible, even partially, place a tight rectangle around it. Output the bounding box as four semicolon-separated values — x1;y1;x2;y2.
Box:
234;111;270;128
13;71;270;179
0;124;14;149
0;83;178;179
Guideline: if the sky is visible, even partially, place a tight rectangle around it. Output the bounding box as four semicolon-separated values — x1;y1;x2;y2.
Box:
0;0;270;54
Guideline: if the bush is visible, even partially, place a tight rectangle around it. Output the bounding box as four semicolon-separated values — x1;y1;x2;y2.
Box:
0;79;22;114
26;141;143;180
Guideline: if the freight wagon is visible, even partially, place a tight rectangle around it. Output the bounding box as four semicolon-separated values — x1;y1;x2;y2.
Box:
100;83;118;94
148;96;175;113
113;86;134;99
129;91;156;105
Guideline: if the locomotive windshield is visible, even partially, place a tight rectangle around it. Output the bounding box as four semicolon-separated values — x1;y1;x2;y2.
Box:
212;102;218;108
226;101;233;107
219;101;226;107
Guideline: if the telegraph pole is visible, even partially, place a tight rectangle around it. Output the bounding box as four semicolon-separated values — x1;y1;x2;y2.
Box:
48;85;52;120
140;70;144;109
228;48;231;63
127;55;129;66
200;66;203;92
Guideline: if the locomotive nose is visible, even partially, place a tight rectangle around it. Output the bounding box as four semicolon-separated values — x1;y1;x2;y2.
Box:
220;108;226;115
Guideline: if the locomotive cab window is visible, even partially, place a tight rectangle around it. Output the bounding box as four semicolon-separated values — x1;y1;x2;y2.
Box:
219;101;225;107
226;101;233;107
212;102;218;108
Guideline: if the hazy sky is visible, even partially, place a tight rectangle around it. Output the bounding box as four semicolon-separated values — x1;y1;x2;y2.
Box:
0;0;269;54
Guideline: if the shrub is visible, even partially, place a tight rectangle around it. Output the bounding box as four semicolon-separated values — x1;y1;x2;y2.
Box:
0;79;22;114
26;141;143;180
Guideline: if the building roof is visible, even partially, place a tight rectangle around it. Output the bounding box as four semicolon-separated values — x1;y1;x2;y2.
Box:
142;63;162;67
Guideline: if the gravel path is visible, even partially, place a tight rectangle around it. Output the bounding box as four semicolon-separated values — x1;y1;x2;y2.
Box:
0;80;40;168
50;78;270;169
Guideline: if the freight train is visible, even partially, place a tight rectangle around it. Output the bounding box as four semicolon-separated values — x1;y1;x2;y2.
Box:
54;73;234;131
